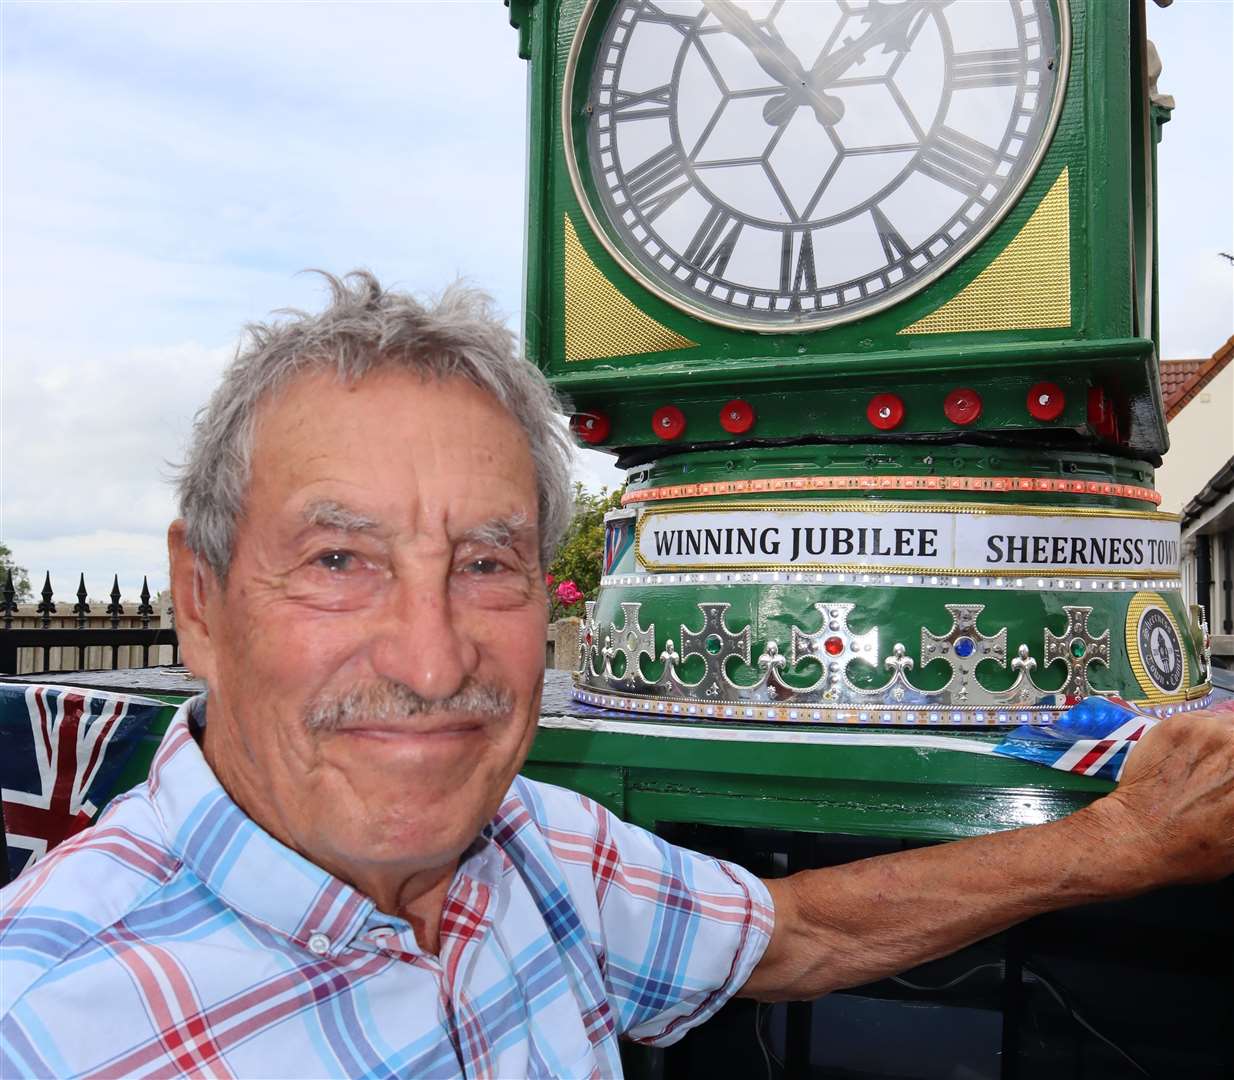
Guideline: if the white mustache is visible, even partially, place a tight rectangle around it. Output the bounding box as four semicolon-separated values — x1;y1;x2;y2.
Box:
304;679;513;733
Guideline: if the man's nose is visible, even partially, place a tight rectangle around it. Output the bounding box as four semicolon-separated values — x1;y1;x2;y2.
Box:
368;576;479;701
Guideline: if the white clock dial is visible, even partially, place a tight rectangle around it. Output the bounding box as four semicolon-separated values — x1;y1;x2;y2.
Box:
567;0;1067;330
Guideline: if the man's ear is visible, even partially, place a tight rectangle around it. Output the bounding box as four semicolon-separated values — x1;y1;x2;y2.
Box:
168;520;221;684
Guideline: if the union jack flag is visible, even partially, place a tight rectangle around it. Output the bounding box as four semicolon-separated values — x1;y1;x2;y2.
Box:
992;696;1160;782
0;683;168;880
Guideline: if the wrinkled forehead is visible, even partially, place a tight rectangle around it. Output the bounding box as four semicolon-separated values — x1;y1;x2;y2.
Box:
243;367;539;539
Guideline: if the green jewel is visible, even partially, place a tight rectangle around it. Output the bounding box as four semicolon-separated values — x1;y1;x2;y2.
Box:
705;635;722;654
1070;638;1087;658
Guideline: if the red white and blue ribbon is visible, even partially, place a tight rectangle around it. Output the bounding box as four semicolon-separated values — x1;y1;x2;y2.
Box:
992;696;1158;782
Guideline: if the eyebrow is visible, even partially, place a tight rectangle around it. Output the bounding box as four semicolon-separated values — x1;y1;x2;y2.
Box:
458;511;533;549
300;499;383;534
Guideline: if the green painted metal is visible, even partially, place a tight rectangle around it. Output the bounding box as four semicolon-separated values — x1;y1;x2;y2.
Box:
512;0;1165;455
522;725;1106;840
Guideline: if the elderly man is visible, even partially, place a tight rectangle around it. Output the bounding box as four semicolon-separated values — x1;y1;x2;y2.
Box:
2;273;1232;1078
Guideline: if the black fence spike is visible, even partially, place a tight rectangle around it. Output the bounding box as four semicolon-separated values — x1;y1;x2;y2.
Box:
138;576;154;628
2;570;16;630
107;575;124;629
74;573;90;627
37;572;56;628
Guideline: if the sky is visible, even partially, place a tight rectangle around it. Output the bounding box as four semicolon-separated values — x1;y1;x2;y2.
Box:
1;0;1231;600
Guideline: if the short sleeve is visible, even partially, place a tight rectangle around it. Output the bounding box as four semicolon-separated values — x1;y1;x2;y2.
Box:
512;779;775;1047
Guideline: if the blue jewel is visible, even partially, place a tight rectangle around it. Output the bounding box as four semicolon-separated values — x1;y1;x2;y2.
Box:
953;637;975;658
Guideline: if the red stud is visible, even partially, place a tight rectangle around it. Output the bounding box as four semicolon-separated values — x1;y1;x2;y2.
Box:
719;399;755;434
570;412;610;445
652;405;686;441
867;393;905;431
943;388;982;426
1027;382;1065;421
823;636;845;656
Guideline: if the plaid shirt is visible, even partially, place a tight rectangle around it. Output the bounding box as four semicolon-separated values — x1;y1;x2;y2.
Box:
1;697;773;1078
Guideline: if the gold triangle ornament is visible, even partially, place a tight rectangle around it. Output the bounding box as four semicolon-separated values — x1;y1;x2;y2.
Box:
899;167;1071;335
562;213;697;361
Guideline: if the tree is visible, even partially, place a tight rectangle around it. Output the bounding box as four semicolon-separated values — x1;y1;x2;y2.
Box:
0;542;33;603
545;484;624;621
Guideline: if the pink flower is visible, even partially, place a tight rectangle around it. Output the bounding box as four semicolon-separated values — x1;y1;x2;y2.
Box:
544;574;555;588
555;580;584;606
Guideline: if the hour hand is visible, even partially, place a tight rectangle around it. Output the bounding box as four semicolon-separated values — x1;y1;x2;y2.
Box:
763;0;937;126
703;0;844;126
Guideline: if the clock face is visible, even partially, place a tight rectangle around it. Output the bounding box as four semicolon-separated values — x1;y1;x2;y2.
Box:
568;0;1067;330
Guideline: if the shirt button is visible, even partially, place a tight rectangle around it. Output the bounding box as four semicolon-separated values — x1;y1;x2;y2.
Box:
307;933;331;956
368;926;395;941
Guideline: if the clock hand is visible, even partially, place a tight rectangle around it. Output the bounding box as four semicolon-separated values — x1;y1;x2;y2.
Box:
702;0;844;126
763;0;938;127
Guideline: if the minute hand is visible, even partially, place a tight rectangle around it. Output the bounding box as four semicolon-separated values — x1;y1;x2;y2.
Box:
704;0;844;126
764;0;938;127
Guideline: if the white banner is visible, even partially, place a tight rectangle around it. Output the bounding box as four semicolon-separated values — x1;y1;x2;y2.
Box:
636;505;1180;576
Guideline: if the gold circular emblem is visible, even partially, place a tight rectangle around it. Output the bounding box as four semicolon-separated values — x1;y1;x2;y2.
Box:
1125;592;1188;702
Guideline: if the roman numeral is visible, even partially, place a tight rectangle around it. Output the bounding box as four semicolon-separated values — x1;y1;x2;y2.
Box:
625;146;691;221
610;84;672;122
684;207;742;278
949;49;1024;88
917;127;1000;195
871;206;912;265
780;230;817;296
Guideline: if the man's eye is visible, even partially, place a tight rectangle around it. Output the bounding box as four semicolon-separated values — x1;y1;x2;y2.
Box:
462;558;504;576
316;551;356;572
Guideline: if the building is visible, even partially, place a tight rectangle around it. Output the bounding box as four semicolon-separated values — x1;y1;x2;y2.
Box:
1157;336;1234;672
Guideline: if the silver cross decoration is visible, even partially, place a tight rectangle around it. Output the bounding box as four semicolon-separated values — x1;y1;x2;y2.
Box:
920;604;1008;703
609;602;655;687
578;600;602;676
678;602;751;697
790;602;879;696
1191;604;1211;681
1044;605;1110;698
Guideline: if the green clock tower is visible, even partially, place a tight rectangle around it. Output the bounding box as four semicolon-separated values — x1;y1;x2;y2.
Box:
507;0;1212;727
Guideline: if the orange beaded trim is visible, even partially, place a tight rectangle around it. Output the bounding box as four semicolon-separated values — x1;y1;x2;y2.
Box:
622;474;1162;506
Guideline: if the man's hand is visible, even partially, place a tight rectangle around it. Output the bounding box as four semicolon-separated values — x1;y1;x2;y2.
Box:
1094;706;1234;888
742;705;1234;1003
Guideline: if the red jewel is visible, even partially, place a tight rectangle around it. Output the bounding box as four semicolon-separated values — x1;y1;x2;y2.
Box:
1027;382;1065;421
652;405;686;441
719;399;755;434
823;636;845;656
570;411;611;445
866;393;904;431
585;631;593;646
943;388;982;425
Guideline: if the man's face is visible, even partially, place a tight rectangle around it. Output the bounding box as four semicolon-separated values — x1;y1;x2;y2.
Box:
175;369;547;888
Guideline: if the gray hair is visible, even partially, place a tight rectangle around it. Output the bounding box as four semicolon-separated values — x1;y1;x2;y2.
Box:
176;270;573;578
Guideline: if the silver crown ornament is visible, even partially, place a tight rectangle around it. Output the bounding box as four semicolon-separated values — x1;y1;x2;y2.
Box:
574;599;1143;725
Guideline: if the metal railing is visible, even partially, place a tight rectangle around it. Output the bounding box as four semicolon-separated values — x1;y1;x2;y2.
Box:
1;571;178;675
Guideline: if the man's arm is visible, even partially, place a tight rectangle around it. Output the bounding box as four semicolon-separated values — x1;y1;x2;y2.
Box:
741;708;1234;1002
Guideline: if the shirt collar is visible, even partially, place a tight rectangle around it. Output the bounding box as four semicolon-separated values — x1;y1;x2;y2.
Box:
147;695;507;958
